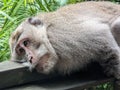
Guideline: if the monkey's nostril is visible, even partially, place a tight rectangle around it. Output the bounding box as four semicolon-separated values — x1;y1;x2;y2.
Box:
29;57;33;63
29;59;32;63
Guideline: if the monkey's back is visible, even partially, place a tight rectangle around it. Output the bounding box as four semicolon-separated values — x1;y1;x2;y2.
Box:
58;1;120;20
42;1;120;73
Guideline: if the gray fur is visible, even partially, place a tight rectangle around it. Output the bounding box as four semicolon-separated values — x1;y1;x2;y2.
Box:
10;1;120;79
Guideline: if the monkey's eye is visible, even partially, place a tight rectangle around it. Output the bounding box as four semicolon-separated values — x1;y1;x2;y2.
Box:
16;47;25;55
19;48;24;53
23;40;30;47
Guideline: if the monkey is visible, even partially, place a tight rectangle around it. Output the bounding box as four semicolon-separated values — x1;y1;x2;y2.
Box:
9;1;120;79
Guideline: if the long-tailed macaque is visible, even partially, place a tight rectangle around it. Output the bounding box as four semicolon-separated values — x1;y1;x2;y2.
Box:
9;1;120;79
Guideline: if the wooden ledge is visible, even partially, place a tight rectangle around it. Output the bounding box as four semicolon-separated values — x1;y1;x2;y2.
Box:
7;75;115;90
0;61;116;89
0;61;54;89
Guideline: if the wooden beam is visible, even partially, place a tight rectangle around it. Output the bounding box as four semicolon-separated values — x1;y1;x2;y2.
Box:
7;73;114;90
0;61;115;90
0;61;54;89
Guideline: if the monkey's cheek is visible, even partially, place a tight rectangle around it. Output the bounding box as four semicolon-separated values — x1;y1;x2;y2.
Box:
35;61;55;74
35;62;50;74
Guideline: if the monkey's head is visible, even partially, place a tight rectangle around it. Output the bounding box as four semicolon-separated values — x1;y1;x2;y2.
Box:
9;17;58;74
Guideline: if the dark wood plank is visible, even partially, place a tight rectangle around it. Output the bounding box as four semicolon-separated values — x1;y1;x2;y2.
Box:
114;80;120;90
6;74;114;90
0;61;55;89
0;61;115;90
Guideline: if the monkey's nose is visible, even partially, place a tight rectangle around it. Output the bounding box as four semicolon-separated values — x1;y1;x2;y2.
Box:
26;53;34;64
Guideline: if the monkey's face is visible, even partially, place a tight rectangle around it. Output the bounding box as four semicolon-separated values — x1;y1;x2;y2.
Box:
9;17;56;74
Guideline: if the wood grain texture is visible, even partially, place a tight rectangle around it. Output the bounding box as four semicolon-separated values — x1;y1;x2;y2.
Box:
0;61;116;90
0;61;53;89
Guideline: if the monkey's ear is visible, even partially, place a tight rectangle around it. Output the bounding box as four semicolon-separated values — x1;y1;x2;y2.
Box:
28;17;43;26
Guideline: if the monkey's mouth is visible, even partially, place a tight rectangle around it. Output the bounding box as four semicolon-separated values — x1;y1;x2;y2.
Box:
16;49;49;73
22;53;52;74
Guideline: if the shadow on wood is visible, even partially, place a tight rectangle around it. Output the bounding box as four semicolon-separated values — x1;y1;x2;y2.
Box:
0;61;116;90
0;61;55;89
